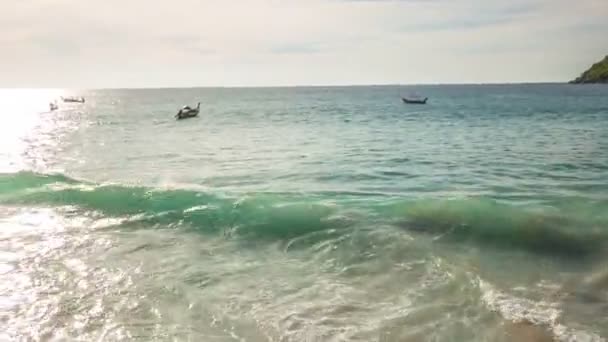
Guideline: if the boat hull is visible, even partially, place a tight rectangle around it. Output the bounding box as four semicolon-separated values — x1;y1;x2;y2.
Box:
176;111;199;120
402;98;428;104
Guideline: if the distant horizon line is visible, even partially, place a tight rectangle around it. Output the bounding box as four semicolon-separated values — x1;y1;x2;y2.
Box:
3;81;579;91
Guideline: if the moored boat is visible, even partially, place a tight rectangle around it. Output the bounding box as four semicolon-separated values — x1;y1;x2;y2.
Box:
402;97;428;104
61;96;85;103
175;102;200;120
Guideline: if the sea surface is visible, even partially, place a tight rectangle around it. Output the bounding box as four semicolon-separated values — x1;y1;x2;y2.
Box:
1;84;608;341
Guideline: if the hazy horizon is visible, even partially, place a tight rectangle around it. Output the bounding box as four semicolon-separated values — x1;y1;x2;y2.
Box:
2;81;585;91
2;0;607;88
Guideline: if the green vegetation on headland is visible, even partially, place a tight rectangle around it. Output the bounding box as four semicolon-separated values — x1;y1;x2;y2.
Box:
570;55;608;84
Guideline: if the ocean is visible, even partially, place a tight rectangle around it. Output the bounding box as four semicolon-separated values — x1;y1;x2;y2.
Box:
1;84;608;341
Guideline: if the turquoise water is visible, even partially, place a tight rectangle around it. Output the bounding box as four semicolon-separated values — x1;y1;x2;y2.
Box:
1;84;608;341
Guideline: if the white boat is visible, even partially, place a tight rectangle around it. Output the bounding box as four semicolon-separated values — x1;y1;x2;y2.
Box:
61;96;85;103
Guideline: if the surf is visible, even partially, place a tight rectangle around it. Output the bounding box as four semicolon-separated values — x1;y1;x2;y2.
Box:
2;171;608;258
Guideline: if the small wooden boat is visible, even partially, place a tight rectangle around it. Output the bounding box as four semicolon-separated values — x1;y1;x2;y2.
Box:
49;102;58;111
175;102;200;120
61;96;85;103
402;97;428;104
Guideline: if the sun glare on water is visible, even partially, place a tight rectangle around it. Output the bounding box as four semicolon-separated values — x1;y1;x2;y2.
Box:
0;89;68;172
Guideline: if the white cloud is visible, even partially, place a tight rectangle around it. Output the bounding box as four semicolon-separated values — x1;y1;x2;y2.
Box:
0;0;606;87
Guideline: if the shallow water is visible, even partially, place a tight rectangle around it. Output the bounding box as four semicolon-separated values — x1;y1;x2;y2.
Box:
1;84;608;341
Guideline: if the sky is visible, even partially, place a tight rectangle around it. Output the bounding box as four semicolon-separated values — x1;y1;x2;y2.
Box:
1;0;607;88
